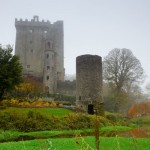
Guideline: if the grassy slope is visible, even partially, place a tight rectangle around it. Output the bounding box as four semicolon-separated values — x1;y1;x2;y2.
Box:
100;126;132;132
0;136;150;150
0;107;73;117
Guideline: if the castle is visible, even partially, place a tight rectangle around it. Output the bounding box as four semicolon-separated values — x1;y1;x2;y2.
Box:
15;16;103;114
15;16;64;93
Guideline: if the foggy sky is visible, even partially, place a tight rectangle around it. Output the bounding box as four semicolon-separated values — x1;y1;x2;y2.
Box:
0;0;150;89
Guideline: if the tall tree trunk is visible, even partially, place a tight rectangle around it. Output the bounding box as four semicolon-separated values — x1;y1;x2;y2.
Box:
114;88;121;112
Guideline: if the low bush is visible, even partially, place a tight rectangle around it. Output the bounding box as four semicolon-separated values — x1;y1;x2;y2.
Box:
64;114;111;130
105;112;130;126
0;110;52;132
130;116;150;126
0;105;7;110
106;114;117;122
0;98;63;108
64;114;91;129
0;109;111;131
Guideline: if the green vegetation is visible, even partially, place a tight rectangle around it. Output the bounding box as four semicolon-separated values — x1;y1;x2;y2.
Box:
130;116;150;126
0;107;149;150
0;126;132;142
0;107;72;117
0;107;111;132
0;130;20;141
0;136;150;150
100;126;132;132
0;107;74;132
0;45;23;100
103;48;144;112
0;130;90;142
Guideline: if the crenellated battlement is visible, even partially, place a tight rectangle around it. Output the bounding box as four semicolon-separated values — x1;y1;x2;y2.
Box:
15;16;63;28
15;16;51;27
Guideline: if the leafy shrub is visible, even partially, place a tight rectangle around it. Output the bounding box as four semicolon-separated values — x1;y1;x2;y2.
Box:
105;113;131;127
0;108;111;131
130;116;150;126
0;105;7;110
0;110;52;132
106;114;117;122
64;114;90;129
64;113;111;130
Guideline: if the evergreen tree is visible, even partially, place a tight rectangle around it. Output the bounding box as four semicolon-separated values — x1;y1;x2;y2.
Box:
0;44;23;100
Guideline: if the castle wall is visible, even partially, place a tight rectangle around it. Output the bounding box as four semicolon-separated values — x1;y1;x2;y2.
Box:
57;80;76;96
76;55;103;114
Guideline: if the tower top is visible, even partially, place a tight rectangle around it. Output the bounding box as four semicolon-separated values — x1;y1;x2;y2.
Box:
15;16;63;28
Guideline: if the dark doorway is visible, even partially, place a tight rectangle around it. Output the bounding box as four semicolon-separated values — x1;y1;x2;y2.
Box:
88;104;94;114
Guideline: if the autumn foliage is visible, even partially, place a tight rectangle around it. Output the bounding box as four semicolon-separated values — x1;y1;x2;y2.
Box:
14;76;44;98
128;102;150;118
0;98;63;108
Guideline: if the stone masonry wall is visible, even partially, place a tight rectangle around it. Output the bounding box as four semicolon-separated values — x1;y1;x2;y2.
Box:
57;80;76;96
15;16;64;94
76;54;103;114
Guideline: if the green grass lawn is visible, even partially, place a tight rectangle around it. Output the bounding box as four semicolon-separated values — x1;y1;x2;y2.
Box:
100;126;132;132
0;107;73;117
0;130;90;141
0;136;150;150
0;126;133;142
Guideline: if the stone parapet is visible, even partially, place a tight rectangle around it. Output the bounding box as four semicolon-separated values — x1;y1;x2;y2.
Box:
15;16;63;28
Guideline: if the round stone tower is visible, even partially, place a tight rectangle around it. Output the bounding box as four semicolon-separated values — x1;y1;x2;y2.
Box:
76;54;103;115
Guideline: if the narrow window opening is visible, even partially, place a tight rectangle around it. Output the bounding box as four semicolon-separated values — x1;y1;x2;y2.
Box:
47;66;50;70
29;29;33;33
30;40;32;44
31;49;33;52
47;54;49;58
47;76;49;80
27;65;30;68
48;42;50;48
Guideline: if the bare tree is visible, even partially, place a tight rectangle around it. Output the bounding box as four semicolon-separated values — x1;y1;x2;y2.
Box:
103;48;144;112
103;48;144;92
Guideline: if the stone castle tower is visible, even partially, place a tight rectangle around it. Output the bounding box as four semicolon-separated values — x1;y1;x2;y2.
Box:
15;16;64;93
76;55;103;115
